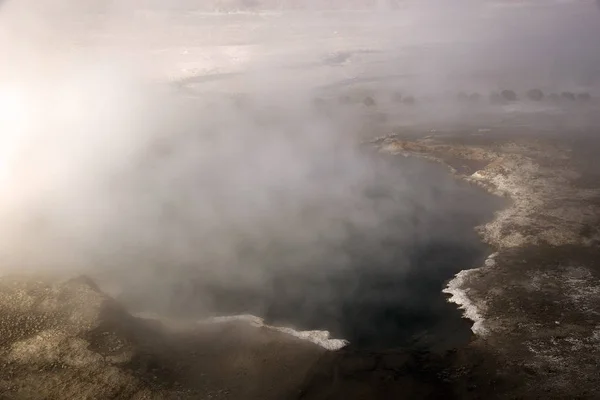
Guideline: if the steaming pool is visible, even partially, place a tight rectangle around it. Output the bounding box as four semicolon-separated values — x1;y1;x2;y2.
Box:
48;4;597;353
155;152;506;352
90;3;593;352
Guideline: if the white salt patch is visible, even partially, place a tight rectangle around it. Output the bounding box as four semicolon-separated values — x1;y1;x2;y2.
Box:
484;252;499;267
443;269;488;336
205;314;349;350
137;312;348;350
484;258;496;267
443;253;498;335
207;314;264;326
272;327;349;351
592;327;600;342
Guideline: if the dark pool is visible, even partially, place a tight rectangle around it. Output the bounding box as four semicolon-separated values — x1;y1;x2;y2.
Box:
167;153;505;351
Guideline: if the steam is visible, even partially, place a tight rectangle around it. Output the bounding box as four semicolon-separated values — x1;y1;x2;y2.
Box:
0;0;599;320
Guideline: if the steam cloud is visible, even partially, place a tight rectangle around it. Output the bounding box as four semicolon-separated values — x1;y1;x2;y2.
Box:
0;0;599;319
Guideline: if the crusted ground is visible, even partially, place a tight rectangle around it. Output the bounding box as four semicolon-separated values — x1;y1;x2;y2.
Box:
0;275;324;400
378;129;600;398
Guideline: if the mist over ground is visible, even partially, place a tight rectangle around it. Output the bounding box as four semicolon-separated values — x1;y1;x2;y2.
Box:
0;0;599;339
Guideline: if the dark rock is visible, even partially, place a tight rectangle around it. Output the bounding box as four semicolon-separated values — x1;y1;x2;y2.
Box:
527;89;544;101
548;93;561;102
500;90;517;102
561;91;576;101
577;92;592;102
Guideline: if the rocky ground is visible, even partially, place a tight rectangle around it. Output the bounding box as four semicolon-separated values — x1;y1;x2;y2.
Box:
0;275;324;399
1;125;599;399
373;127;600;399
